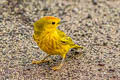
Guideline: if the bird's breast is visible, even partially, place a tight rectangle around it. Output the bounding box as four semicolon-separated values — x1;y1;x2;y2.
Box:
34;31;63;54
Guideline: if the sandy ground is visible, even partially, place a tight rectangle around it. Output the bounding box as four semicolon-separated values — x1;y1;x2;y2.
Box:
0;0;120;80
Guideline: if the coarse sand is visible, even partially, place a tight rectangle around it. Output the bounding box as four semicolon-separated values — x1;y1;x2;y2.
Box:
0;0;120;80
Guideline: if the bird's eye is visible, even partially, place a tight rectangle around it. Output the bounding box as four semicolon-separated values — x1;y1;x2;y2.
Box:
52;22;55;25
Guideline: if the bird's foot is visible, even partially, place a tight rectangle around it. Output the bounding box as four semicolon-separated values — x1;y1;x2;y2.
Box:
52;63;63;71
32;60;50;64
52;65;62;70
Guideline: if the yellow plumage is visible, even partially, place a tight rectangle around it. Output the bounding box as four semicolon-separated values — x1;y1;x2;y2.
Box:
32;16;83;70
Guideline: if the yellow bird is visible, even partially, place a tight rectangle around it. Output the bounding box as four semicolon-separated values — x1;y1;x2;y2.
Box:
32;16;83;70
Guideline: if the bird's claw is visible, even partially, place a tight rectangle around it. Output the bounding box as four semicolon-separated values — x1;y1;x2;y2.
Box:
52;66;62;70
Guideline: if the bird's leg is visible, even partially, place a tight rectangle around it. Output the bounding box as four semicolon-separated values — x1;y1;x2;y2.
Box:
52;58;65;70
32;55;51;64
52;55;65;70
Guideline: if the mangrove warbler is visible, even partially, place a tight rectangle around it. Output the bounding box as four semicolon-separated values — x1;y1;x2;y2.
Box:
32;16;83;70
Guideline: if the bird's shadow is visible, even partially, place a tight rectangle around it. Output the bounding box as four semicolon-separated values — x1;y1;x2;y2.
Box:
66;49;84;61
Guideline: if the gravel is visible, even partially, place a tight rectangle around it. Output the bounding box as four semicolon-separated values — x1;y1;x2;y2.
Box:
0;0;120;80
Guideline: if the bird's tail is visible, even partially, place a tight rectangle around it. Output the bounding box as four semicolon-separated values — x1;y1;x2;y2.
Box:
72;45;84;49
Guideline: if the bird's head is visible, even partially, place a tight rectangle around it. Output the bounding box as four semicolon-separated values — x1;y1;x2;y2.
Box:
33;16;62;32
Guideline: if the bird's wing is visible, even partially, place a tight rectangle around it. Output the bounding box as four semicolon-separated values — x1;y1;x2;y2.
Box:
56;29;75;46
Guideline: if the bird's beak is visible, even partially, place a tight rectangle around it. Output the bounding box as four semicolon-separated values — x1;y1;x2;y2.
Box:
59;20;67;24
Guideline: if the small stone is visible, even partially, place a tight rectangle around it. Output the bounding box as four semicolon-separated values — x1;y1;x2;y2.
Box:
109;69;115;72
72;8;79;13
98;63;105;66
92;0;97;5
42;7;49;11
86;14;92;19
103;42;108;46
81;34;85;37
0;15;3;22
98;68;102;71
